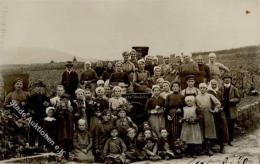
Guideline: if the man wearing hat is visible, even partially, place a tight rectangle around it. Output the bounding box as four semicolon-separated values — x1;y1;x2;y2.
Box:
220;73;240;146
181;75;201;97
61;61;79;100
27;81;50;148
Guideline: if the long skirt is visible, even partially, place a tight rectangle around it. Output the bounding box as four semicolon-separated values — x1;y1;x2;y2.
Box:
148;114;165;137
180;122;203;144
166;109;181;140
72;149;94;162
199;108;217;139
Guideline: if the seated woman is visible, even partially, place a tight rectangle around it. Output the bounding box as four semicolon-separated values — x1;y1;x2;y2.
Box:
72;119;93;162
133;59;151;93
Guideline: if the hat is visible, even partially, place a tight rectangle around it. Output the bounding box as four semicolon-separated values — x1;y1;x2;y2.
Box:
153;66;161;72
199;82;207;88
112;86;122;92
97;80;105;85
222;73;232;80
65;61;73;67
184;95;195;103
75;88;85;95
208;52;216;58
78;119;86;125
46;107;55;114
185;74;195;81
152;85;160;91
138;59;145;64
33;81;46;88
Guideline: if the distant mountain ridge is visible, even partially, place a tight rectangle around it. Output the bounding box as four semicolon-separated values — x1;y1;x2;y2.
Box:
0;47;97;65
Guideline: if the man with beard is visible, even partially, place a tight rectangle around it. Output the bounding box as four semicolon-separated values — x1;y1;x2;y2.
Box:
27;81;50;149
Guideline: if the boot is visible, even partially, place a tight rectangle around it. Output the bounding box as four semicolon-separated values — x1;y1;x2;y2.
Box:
220;145;225;154
205;141;213;156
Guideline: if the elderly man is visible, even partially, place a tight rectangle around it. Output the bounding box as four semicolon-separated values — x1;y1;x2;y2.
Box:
207;52;230;82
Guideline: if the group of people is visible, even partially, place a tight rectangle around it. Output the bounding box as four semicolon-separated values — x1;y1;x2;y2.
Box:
1;50;241;163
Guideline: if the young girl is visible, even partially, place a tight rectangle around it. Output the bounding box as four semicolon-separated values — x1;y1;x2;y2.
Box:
72;119;93;162
196;82;221;156
180;96;203;157
142;129;161;161
56;95;74;159
43;107;57;151
165;82;185;141
145;85;165;136
115;109;138;138
103;128;127;164
109;86;129;117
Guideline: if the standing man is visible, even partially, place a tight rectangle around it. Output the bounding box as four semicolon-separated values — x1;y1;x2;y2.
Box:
195;55;211;84
221;73;240;146
61;61;79;100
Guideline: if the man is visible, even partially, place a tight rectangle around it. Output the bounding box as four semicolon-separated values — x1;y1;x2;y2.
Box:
121;51;135;74
179;53;199;89
61;61;79;100
27;81;50;148
161;56;172;76
80;61;98;91
207;52;230;83
109;61;130;88
144;55;154;76
129;49;139;68
195;55;211;84
220;73;240;146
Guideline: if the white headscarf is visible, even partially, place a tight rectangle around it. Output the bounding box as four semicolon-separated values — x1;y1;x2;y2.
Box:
207;79;219;94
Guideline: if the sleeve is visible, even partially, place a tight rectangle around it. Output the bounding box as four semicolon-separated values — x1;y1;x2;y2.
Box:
80;72;85;83
74;72;79;86
231;86;240;104
103;139;110;155
210;94;221;109
109;73;115;83
153;142;158;154
73;133;80;149
87;134;93;151
61;72;66;86
216;63;230;72
124;73;130;86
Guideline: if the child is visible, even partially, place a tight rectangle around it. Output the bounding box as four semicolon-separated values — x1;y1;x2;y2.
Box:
125;128;146;162
180;96;203;157
196;83;221;156
115;109;138;138
109;86;129;117
142;129;161;161
72;119;93;162
103;128;127;164
43;107;57;151
158;129;175;160
56;95;74;159
181;75;200;96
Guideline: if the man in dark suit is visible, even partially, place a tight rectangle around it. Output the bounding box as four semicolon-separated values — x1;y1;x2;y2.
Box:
61;61;79;100
221;73;240;146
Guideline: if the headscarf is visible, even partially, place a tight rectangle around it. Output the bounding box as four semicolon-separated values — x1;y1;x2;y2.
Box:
207;79;219;94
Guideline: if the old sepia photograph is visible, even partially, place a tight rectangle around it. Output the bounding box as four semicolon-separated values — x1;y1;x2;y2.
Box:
0;0;260;163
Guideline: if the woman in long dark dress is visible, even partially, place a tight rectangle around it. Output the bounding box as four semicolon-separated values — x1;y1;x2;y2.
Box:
145;85;165;137
165;82;185;141
207;79;229;153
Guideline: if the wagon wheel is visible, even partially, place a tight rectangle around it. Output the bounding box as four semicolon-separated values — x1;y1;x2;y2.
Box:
127;102;148;126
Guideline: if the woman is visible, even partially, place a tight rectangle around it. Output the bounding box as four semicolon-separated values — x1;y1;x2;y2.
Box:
72;88;88;126
145;85;165;137
165;82;185;141
160;81;172;100
207;79;229;153
133;59;151;93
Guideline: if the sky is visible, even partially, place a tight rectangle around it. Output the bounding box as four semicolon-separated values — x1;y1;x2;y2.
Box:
1;0;260;61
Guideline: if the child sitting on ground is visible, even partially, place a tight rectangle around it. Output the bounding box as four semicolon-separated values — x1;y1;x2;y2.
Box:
103;128;127;164
158;128;175;160
142;129;161;161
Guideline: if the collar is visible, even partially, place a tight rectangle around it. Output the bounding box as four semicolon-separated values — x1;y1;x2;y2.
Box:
44;117;56;121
